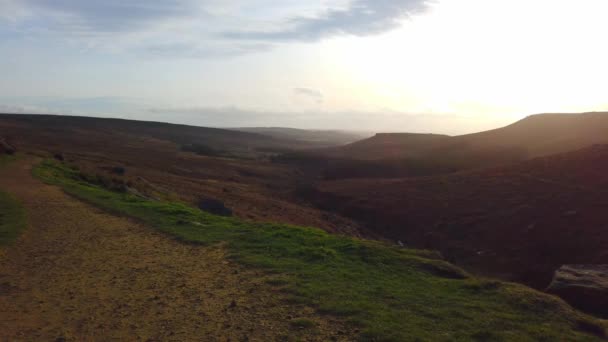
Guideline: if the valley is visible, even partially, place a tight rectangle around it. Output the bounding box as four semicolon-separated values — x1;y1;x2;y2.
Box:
4;2;607;340
2;112;608;340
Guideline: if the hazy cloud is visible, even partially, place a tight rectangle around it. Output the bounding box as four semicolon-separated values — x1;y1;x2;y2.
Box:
293;88;324;104
0;104;61;115
223;0;431;42
20;0;200;33
0;96;147;116
143;42;273;59
147;106;489;134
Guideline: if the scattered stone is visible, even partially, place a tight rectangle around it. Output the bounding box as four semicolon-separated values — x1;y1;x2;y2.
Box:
546;264;608;316
562;210;579;218
111;166;126;175
229;299;237;308
0;281;18;294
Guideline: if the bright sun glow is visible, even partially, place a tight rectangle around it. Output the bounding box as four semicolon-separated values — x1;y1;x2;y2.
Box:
322;0;608;119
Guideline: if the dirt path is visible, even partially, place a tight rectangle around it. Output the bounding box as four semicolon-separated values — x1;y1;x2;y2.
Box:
0;157;347;341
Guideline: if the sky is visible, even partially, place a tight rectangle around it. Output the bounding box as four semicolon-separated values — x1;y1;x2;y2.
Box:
1;0;607;134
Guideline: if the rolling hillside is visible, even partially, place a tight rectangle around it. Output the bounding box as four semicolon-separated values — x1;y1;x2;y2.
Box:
6;156;603;341
2;113;608;339
453;112;608;159
292;112;608;179
310;144;608;289
0;114;339;158
0;113;363;235
231;127;372;147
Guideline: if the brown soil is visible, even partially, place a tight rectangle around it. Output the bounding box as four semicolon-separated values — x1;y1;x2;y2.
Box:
0;157;351;341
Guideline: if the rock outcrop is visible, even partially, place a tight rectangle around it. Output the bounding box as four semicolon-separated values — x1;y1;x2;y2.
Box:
198;197;233;217
0;137;16;155
547;264;608;316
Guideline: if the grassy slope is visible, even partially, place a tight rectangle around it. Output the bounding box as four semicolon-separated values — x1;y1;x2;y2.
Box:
34;159;606;341
0;155;27;246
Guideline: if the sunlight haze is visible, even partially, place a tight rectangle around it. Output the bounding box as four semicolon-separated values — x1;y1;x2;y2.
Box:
1;0;607;133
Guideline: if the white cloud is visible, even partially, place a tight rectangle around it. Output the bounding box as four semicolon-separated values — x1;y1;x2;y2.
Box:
293;88;324;104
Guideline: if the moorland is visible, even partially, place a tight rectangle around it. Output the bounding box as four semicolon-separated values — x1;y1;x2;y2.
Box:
2;112;608;340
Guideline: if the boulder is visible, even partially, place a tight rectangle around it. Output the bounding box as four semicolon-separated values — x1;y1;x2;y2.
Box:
198;197;233;217
111;166;126;175
0;138;16;155
546;264;608;316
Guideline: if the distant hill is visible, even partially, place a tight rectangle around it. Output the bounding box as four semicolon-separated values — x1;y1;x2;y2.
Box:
455;112;608;158
317;133;452;160
288;112;608;179
310;144;608;289
231;127;373;147
322;112;608;161
0;114;332;158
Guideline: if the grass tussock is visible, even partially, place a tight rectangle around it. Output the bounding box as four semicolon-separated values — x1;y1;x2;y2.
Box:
0;155;26;246
0;191;26;246
290;318;317;330
33;159;606;341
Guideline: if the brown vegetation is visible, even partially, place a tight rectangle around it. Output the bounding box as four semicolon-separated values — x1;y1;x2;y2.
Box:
311;144;608;289
0;114;362;236
5;112;608;312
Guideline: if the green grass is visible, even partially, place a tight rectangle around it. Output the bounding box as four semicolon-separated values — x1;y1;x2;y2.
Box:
290;318;317;329
34;159;606;341
0;191;26;246
0;154;17;167
0;155;26;246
